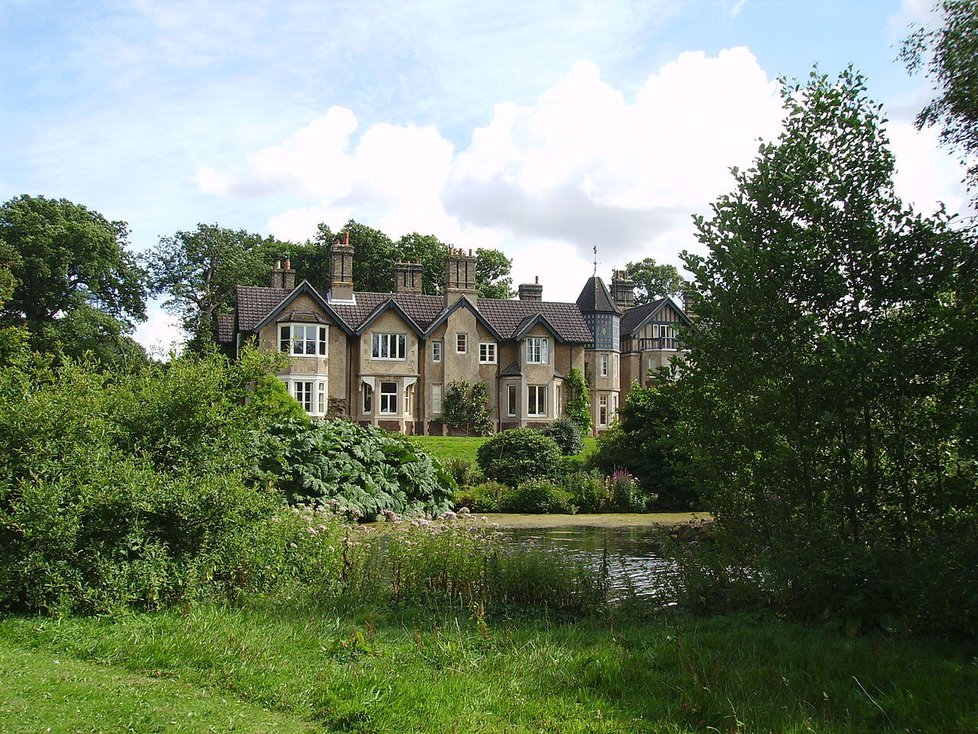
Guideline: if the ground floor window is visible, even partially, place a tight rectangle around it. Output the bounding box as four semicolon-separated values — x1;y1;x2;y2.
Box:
284;378;327;416
599;395;608;427
363;383;373;414
527;384;546;417
380;381;399;414
507;384;518;417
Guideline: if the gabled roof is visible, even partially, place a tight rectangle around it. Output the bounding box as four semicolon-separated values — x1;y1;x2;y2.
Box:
576;276;621;315
512;312;566;342
478;299;592;343
250;281;353;335
499;361;522;377
424;297;504;341
620;296;693;336
234;286;593;344
356;297;425;336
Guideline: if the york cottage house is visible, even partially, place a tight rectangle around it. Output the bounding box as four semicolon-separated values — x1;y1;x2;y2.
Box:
218;235;692;434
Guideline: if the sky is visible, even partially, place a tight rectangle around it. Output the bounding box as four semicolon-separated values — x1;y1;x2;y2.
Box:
0;0;969;354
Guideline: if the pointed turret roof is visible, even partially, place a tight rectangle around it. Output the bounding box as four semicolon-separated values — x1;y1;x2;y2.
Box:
575;276;621;315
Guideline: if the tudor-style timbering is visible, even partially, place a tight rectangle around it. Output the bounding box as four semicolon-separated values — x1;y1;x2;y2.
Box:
222;243;691;435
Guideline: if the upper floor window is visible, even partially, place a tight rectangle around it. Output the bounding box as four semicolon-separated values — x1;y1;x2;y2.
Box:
280;324;327;356
599;354;609;377
526;337;549;364
479;342;497;364
456;333;468;353
432;340;443;362
372;333;406;360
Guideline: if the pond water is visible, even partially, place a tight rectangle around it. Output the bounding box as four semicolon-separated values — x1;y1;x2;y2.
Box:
492;521;677;602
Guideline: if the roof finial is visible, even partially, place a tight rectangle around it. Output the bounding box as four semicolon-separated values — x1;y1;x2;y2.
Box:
592;245;599;277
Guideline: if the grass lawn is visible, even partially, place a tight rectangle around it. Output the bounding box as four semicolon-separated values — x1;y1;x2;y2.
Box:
411;434;597;465
1;604;975;733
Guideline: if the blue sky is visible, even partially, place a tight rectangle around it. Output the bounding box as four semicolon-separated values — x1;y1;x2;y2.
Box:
0;0;967;352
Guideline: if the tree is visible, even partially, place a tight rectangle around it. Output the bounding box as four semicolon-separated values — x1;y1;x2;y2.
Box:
625;257;687;304
675;68;977;632
0;194;147;333
902;0;978;199
475;248;515;299
145;224;285;351
442;379;492;436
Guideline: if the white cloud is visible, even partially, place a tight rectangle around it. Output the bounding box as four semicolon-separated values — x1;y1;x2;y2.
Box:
730;0;746;18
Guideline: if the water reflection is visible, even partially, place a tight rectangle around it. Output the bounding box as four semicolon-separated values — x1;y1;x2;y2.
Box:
495;524;675;601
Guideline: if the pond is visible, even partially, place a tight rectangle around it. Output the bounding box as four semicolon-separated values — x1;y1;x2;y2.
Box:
486;513;702;602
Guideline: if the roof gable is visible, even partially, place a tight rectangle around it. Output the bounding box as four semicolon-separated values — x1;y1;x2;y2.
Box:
424;297;504;341
620;296;692;335
576;276;620;315
250;281;353;335
356;297;425;336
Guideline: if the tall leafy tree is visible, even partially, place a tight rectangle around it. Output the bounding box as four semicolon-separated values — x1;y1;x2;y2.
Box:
475;247;515;299
625;257;687;303
902;0;978;199
0;195;146;328
676;68;976;629
397;232;449;294
145;224;287;351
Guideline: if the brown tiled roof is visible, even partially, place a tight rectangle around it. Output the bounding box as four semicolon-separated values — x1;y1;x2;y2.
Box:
235;285;592;343
236;285;291;331
576;276;620;315
479;298;592;343
620;298;667;336
216;313;234;344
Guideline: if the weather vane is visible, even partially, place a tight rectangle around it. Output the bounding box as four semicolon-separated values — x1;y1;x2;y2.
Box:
592;245;600;276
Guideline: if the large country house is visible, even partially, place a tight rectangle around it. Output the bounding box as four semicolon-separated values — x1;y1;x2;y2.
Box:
217;235;692;434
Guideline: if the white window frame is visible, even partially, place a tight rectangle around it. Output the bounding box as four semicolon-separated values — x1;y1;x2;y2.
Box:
479;342;497;364
456;333;468;353
431;384;442;414
526;337;549;364
527;384;547;417
507;384;518;417
600;354;609;377
599;395;608;427
431;340;442;363
283;377;328;417
371;332;407;361
280;323;328;357
379;381;399;415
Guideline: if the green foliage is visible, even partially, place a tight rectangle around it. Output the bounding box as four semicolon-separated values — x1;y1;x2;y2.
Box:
540;416;583;455
258;419;455;520
625;257;687;303
557;469;649;513
0;194;147;360
453;481;510;512
474;247;515;299
442;379;492;436
442;457;483;488
0;347;309;614
504;479;576;514
145;223;287;351
590;380;696;510
34;304;148;370
476;428;562;488
902;0;978;201
564;366;591;435
675;68;978;634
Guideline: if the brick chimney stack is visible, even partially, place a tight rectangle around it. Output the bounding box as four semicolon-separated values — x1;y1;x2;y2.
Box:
271;259;283;288
282;257;295;290
330;231;355;301
611;269;635;310
518;276;543;302
445;246;478;307
394;262;424;294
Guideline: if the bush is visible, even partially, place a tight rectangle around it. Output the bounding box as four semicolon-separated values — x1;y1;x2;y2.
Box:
258;419;455;521
558;469;649;513
541;417;583;455
502;479;576;514
476;428;562;488
443;457;482;488
453;481;511;513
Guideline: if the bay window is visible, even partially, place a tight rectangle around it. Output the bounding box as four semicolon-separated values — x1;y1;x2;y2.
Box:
280;324;327;356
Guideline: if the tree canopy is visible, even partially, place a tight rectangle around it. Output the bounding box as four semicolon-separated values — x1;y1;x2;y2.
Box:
145;224;287;352
902;0;978;199
0;195;147;328
624;257;687;304
674;68;977;633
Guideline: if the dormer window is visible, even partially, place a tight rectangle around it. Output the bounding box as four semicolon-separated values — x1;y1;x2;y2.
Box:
280;324;327;356
526;337;549;364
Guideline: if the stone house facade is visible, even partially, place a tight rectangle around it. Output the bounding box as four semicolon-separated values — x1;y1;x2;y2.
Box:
218;237;692;434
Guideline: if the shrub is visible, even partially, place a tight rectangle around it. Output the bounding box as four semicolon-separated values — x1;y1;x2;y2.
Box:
453;481;511;513
443;379;492;436
541;417;583;455
502;479;576;514
476;428;562;488
442;457;482;488
258;419;455;521
564;367;591;435
561;470;609;513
